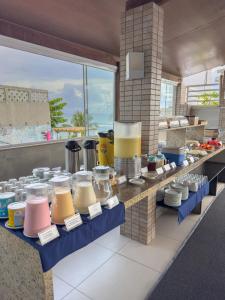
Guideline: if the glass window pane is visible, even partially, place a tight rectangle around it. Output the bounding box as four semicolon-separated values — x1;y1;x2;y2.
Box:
87;66;115;135
160;79;177;117
0;45;84;145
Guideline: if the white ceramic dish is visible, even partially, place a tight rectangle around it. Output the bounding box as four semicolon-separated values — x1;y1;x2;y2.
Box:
171;183;189;200
164;189;182;207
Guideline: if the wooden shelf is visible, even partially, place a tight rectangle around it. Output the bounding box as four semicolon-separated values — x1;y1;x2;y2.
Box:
159;124;205;132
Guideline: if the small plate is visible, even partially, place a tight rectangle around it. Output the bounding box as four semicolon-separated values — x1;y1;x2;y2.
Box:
5;221;23;230
129;178;145;185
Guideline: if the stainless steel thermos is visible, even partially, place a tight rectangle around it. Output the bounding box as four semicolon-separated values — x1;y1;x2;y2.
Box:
83;140;99;171
65;140;81;173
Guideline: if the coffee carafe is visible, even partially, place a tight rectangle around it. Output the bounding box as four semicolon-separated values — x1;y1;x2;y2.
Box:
65;140;81;173
83;140;99;171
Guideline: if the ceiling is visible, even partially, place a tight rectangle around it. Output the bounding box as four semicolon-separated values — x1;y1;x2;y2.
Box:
0;0;225;77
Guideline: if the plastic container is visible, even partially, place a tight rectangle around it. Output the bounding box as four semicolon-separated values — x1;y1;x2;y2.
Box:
8;202;26;228
114;122;141;158
0;192;16;218
147;153;165;171
93;166;112;205
72;171;97;214
24;183;51;238
50;176;75;224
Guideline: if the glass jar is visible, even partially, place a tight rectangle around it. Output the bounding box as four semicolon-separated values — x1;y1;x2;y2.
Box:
93;166;112;205
24;183;51;238
50;176;75;224
72;171;96;214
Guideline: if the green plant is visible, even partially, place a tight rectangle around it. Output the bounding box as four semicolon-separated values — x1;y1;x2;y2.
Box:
71;111;86;127
49;98;67;128
197;91;219;106
71;111;98;136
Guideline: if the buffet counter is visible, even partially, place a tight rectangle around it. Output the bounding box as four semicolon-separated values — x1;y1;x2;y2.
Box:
0;148;224;300
115;147;225;209
117;147;225;244
0;204;125;300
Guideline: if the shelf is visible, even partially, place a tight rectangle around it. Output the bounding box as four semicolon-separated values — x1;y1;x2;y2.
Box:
159;124;205;132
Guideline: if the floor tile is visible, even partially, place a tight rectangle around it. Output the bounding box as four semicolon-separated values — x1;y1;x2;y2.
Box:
95;227;130;252
53;276;73;300
53;243;113;287
62;289;91;300
119;234;180;272
156;211;196;242
77;254;160;300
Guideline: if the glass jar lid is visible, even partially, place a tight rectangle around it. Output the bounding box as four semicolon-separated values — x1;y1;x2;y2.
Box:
74;171;93;181
25;183;49;194
93;166;110;174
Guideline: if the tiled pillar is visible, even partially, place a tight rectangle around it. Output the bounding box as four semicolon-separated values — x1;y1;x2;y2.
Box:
120;2;164;154
120;193;156;244
119;1;163;244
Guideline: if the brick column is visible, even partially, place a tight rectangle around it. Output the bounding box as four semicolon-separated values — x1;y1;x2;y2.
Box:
119;2;164;154
120;193;156;244
119;1;163;244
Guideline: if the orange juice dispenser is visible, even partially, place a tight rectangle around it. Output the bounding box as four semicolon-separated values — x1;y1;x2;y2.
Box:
114;122;142;178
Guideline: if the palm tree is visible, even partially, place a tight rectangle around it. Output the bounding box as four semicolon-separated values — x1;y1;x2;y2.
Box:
71;111;98;136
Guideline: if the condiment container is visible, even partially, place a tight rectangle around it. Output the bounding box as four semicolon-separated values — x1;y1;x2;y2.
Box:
23;183;51;238
50;176;75;224
72;171;97;214
0;192;16;218
8;202;26;228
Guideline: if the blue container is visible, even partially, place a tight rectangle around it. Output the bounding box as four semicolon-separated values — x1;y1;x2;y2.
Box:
0;192;16;218
162;152;185;166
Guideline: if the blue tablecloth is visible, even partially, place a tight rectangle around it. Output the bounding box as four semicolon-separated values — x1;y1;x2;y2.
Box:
0;203;125;272
157;183;209;223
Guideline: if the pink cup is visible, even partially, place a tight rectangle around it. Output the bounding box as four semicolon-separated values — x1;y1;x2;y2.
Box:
24;196;51;238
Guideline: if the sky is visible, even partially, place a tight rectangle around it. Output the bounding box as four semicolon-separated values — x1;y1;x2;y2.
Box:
0;45;114;129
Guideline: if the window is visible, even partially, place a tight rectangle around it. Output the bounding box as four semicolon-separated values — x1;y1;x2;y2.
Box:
183;66;224;106
0;43;115;146
160;79;177;117
86;66;115;136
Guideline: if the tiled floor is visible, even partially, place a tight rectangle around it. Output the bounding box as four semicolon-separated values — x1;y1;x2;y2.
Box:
53;185;224;300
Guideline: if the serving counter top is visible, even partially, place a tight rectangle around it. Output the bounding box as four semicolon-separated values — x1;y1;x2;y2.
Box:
115;147;225;209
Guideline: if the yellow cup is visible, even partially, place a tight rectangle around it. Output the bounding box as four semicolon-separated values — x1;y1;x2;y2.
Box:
8;202;26;228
